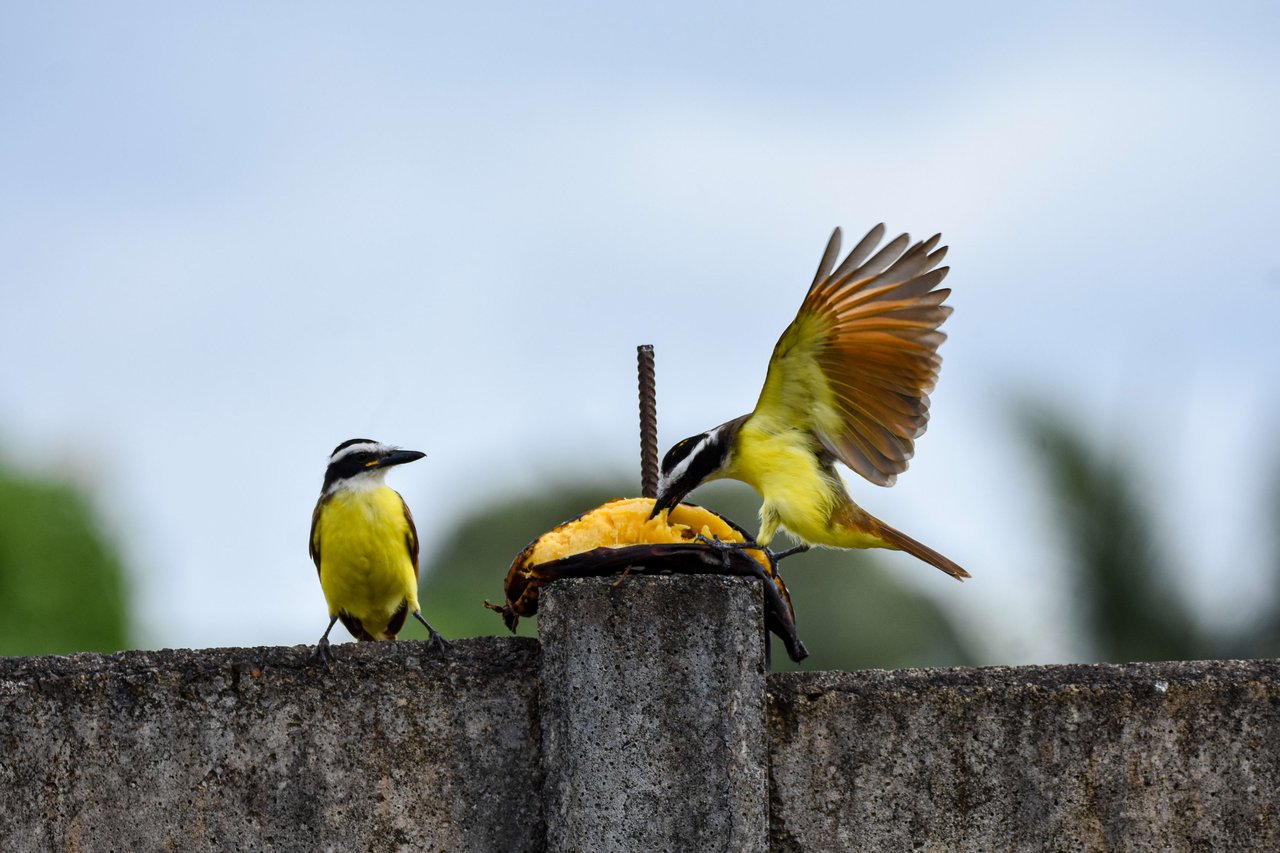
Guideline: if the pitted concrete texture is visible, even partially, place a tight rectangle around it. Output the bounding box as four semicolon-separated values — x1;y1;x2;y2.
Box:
768;659;1280;852
0;637;543;853
538;575;769;853
4;578;1278;853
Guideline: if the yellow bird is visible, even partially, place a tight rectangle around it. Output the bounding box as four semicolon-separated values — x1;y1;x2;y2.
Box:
309;438;449;664
651;224;969;581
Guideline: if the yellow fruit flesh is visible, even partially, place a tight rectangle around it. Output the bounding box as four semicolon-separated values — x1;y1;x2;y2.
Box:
520;497;769;573
492;495;801;661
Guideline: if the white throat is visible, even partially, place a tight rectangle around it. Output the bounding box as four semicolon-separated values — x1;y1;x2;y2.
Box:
326;467;390;497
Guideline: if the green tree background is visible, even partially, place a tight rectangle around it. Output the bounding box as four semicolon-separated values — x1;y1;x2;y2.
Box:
5;407;1278;666
0;462;130;655
1020;404;1280;663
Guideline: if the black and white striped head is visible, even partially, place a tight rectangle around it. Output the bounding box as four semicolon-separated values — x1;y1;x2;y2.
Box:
321;438;425;495
650;418;742;518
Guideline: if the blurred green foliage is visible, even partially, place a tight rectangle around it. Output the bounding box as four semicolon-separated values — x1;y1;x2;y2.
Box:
1217;451;1280;659
1266;463;1280;653
1019;406;1199;661
406;406;1280;671
8;402;1271;669
410;481;624;643
1020;404;1280;663
0;463;130;655
402;476;976;671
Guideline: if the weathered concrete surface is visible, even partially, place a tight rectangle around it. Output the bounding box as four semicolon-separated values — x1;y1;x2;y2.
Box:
0;637;542;853
539;575;769;853
4;577;1279;852
768;659;1280;852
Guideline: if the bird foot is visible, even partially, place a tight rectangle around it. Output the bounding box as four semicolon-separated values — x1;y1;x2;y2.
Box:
411;611;451;655
694;533;766;569
694;533;763;552
310;637;336;668
694;534;809;565
426;630;452;655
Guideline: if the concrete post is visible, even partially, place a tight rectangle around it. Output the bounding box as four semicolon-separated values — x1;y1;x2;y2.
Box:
537;575;769;853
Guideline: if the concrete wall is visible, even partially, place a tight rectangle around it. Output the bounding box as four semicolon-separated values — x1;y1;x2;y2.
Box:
0;638;542;852
769;660;1280;851
2;576;1278;851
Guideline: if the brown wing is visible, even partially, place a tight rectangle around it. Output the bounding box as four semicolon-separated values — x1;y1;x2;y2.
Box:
748;224;953;486
309;497;324;575
400;491;420;580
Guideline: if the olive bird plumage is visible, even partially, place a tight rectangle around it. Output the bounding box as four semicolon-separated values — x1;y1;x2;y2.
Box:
652;224;969;581
309;438;449;664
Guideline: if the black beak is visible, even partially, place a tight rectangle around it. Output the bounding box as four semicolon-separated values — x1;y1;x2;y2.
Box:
377;449;426;468
649;485;684;520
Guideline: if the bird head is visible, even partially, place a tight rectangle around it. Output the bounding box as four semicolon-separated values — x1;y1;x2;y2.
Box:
321;438;426;495
649;419;740;518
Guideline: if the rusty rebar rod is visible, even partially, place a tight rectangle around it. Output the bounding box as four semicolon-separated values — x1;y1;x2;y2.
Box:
637;344;658;498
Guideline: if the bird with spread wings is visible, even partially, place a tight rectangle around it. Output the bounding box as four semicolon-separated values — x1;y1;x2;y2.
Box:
652;224;969;581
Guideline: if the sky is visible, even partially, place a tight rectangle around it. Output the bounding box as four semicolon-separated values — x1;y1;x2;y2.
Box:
2;2;1278;662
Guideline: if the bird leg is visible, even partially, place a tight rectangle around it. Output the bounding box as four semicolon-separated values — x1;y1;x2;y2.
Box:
770;543;811;562
311;615;339;667
413;611;452;654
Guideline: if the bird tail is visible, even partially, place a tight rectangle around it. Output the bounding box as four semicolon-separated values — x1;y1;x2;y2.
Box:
870;518;970;581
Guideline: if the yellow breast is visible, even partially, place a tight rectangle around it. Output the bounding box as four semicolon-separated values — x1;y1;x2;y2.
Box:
315;486;419;637
726;423;886;549
725;424;842;544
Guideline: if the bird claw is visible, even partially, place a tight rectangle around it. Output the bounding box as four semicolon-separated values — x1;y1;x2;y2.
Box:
310;637;336;668
694;533;808;565
427;630;452;655
411;611;450;655
695;532;730;568
694;533;763;568
695;532;738;551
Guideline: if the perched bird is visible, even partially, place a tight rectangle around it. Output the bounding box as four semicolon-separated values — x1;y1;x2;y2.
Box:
651;224;969;581
309;438;449;664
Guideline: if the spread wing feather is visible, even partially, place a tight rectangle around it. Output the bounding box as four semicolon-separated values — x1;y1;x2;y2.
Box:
749;224;953;487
